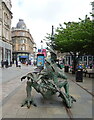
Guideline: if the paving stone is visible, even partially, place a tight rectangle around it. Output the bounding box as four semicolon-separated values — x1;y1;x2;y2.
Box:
73;114;92;118
71;103;92;116
3;114;17;118
16;107;29;118
3;107;18;116
0;66;93;119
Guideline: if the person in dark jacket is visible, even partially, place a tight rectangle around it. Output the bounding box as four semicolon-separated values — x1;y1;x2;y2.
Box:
5;60;8;68
16;60;18;67
1;60;4;68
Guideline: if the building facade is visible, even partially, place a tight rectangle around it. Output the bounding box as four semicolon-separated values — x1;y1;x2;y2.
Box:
12;19;35;63
0;0;12;67
64;55;94;66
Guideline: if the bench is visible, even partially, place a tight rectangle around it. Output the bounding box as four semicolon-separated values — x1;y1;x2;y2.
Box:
83;69;94;78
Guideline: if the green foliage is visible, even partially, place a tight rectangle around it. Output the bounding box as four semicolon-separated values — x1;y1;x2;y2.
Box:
45;15;94;73
46;15;94;55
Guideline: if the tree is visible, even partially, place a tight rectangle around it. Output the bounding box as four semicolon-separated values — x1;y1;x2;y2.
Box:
46;15;94;73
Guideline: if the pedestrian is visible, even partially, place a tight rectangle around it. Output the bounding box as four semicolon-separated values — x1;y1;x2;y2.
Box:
16;60;18;67
10;61;12;67
6;60;8;68
26;61;28;66
1;60;4;68
18;61;21;68
5;60;8;68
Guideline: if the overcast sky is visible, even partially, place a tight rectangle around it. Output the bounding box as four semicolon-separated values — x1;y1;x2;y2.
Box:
11;0;93;49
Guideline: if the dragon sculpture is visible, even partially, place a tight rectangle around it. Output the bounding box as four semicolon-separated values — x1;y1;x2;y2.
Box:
21;43;76;108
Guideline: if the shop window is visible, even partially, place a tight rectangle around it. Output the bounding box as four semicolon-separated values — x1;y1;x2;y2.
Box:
93;57;94;61
88;56;92;61
79;56;82;61
84;56;87;61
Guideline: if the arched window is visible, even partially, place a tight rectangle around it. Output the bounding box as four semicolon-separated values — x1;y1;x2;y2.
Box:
22;45;26;50
19;45;26;51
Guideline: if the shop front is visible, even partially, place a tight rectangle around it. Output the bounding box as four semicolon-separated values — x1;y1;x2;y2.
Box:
12;52;29;64
0;40;12;67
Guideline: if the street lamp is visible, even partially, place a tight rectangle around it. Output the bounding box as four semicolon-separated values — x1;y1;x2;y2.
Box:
41;40;43;53
33;45;37;65
51;25;54;40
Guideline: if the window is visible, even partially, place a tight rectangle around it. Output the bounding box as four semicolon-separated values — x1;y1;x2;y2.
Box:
13;39;15;43
23;39;26;43
4;12;8;23
20;39;26;44
12;45;15;51
84;56;87;61
19;45;26;51
79;56;82;61
0;24;2;36
6;29;9;39
22;45;26;50
0;9;2;19
20;40;23;44
18;45;22;51
88;56;92;61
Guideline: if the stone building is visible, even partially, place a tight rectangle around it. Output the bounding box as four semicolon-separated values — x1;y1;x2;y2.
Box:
11;19;35;63
0;0;12;67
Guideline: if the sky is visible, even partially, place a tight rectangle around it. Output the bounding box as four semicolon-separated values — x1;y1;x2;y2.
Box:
11;0;93;49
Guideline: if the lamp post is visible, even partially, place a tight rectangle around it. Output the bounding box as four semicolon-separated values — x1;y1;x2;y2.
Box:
41;40;43;53
51;25;54;41
33;45;37;65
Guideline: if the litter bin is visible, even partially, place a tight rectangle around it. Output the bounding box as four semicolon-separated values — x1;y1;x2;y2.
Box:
76;69;83;82
64;66;69;72
90;65;92;69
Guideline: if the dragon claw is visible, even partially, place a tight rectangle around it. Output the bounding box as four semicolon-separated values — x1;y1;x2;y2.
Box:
21;98;37;108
